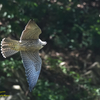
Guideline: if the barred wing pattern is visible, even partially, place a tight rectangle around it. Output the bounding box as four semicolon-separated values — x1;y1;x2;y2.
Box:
20;20;42;40
20;51;42;92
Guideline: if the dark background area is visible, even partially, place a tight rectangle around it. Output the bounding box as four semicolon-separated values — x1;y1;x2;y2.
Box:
0;0;100;100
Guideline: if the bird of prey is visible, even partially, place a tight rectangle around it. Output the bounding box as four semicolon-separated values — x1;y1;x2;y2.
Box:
1;19;47;92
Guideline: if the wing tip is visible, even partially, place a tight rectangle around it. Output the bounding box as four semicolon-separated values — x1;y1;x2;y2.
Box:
28;19;35;24
29;87;33;92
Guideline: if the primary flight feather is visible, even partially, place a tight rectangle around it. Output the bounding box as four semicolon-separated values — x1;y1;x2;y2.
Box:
1;19;47;92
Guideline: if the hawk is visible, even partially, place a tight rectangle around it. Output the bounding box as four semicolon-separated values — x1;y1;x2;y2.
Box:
1;19;47;92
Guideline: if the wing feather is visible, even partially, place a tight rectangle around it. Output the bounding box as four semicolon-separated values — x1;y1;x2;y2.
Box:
20;19;42;40
20;51;42;92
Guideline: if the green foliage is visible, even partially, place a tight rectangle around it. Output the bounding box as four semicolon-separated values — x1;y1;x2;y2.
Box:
33;80;68;100
31;75;99;100
45;56;100;99
46;57;62;68
0;0;100;100
0;0;100;50
0;58;22;76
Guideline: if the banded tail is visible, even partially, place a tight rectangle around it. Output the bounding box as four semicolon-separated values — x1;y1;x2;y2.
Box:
1;38;20;58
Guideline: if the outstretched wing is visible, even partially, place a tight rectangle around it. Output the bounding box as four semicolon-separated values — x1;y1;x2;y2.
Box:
20;19;42;40
20;51;42;92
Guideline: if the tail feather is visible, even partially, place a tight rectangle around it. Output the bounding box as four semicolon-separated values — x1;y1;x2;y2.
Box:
1;38;19;58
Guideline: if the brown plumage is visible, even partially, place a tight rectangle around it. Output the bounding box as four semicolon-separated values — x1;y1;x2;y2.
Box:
1;19;47;92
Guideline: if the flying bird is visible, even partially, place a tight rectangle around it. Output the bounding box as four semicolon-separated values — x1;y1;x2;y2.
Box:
1;19;47;92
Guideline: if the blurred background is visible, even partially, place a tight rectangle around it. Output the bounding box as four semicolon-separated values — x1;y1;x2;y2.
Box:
0;0;100;100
